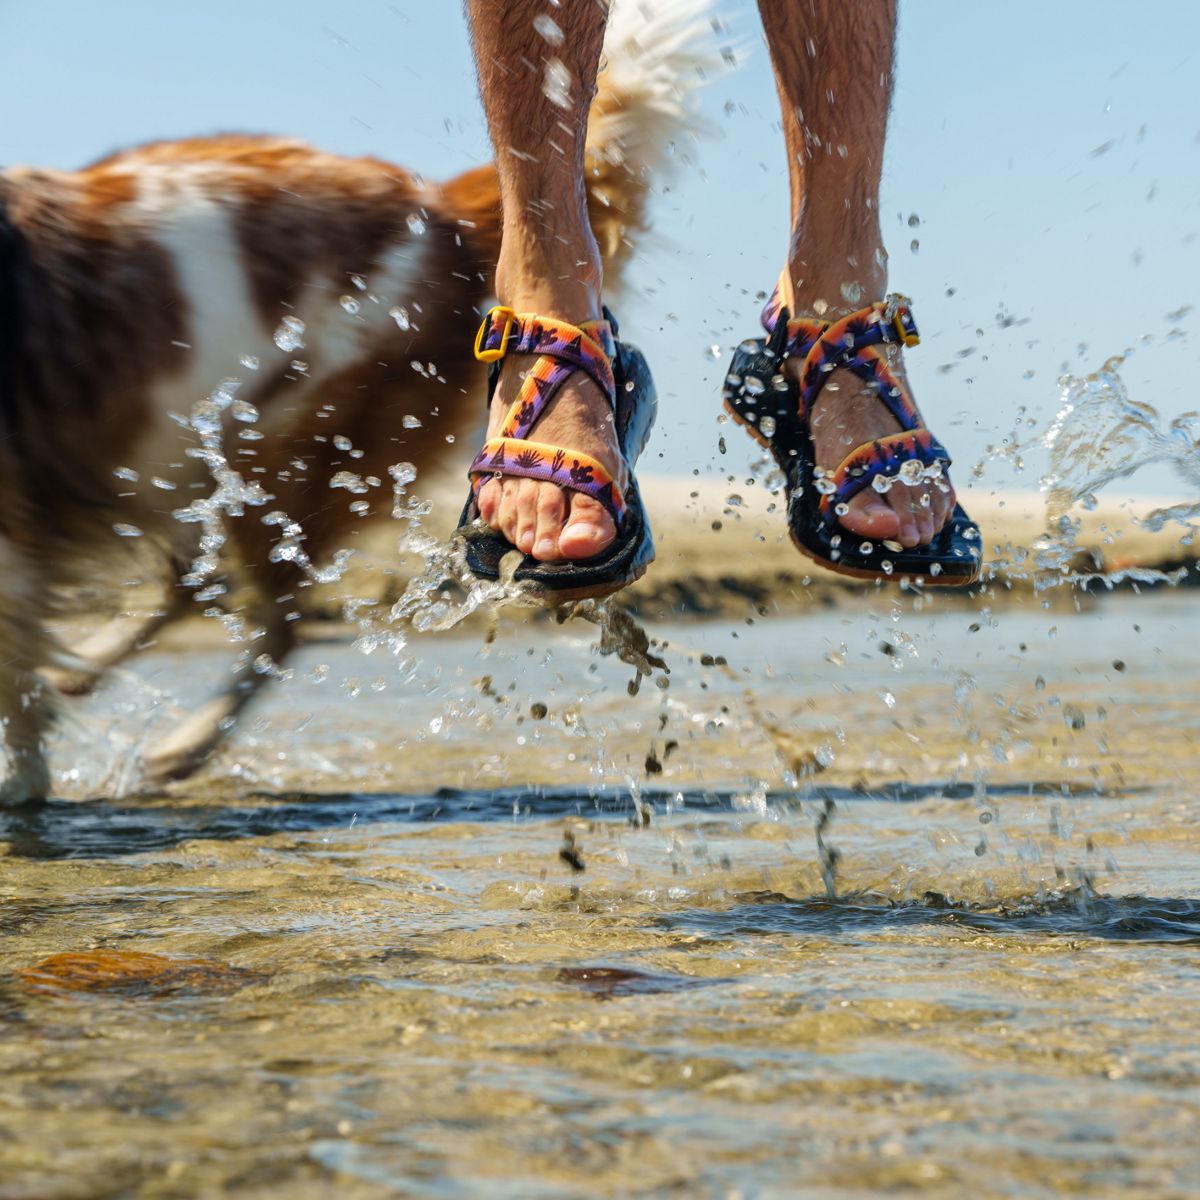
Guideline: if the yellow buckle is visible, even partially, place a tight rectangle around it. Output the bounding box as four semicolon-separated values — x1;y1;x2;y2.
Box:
473;305;517;363
893;310;920;347
885;295;920;348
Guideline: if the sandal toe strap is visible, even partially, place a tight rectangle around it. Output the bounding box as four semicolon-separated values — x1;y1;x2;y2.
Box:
819;429;950;518
469;438;626;524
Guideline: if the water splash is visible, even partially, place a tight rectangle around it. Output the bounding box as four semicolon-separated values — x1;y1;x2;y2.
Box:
995;356;1199;591
1043;355;1200;523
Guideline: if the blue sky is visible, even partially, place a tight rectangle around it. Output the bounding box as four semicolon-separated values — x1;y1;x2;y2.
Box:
3;1;1197;497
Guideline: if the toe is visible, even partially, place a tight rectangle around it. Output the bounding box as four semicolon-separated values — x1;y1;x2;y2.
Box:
928;482;953;536
890;494;921;547
913;495;935;546
837;491;900;541
477;477;500;527
496;480;520;546
533;484;567;561
558;494;616;560
514;478;540;555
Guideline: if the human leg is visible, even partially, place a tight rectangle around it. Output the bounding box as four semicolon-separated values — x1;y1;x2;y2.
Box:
464;0;621;562
757;0;956;548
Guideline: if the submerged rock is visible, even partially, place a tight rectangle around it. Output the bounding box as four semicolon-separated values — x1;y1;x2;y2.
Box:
17;950;261;997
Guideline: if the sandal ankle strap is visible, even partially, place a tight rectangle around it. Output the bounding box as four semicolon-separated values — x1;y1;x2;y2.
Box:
760;290;926;433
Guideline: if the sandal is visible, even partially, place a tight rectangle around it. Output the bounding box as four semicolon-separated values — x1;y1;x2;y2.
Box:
456;305;657;602
723;288;982;586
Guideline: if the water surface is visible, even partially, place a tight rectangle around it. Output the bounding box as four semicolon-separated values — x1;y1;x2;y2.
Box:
3;593;1198;1198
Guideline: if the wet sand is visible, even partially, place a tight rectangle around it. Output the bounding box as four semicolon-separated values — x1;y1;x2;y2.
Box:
4;582;1200;1197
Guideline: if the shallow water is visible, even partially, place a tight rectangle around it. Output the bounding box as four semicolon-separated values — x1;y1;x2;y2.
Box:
3;592;1200;1198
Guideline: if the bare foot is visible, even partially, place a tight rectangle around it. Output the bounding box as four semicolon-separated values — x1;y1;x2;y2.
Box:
791;349;957;548
475;296;622;563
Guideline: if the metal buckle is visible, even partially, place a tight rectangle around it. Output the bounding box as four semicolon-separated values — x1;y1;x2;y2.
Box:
473;305;517;363
883;294;920;348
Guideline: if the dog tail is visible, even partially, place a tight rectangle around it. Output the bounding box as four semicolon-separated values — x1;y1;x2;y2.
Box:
440;0;726;295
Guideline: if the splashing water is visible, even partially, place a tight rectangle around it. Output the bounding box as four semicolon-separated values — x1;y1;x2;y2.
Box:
1043;356;1200;525
993;356;1200;590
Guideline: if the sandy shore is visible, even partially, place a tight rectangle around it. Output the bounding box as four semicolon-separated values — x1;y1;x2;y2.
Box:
310;479;1199;622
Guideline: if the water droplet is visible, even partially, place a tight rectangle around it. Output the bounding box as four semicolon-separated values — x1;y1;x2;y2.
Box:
910;238;920;254
239;354;260;371
872;474;894;493
274;315;306;352
759;416;777;438
113;523;143;538
542;57;572;108
330;471;368;494
114;467;139;482
907;213;920;227
334;435;353;451
340;295;360;315
402;415;423;429
705;343;721;360
858;541;874;554
533;13;563;44
389;305;411;331
406;214;427;236
231;399;258;423
151;477;177;491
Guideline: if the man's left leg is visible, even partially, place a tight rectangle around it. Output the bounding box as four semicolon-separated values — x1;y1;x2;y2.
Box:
757;0;956;549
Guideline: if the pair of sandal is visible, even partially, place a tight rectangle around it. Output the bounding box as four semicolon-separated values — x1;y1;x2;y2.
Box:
457;291;982;599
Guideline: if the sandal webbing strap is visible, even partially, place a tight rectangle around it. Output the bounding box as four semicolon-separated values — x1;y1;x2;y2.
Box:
761;289;922;431
470;438;626;522
469;308;626;525
475;308;616;439
820;428;950;518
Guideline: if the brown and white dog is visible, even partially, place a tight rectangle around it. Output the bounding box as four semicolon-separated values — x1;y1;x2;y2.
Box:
0;1;721;801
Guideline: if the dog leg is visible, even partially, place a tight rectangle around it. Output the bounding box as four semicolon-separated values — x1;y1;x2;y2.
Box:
42;602;182;696
42;555;193;696
0;557;55;803
0;690;53;804
139;570;297;785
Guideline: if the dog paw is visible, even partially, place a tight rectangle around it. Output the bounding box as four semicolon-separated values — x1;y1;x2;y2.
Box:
140;704;230;784
0;756;52;805
40;664;102;697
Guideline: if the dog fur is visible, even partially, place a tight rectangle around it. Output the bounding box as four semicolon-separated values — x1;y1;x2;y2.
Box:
0;0;720;800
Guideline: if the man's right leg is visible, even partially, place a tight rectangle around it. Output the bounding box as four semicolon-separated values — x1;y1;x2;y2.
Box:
465;0;620;563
